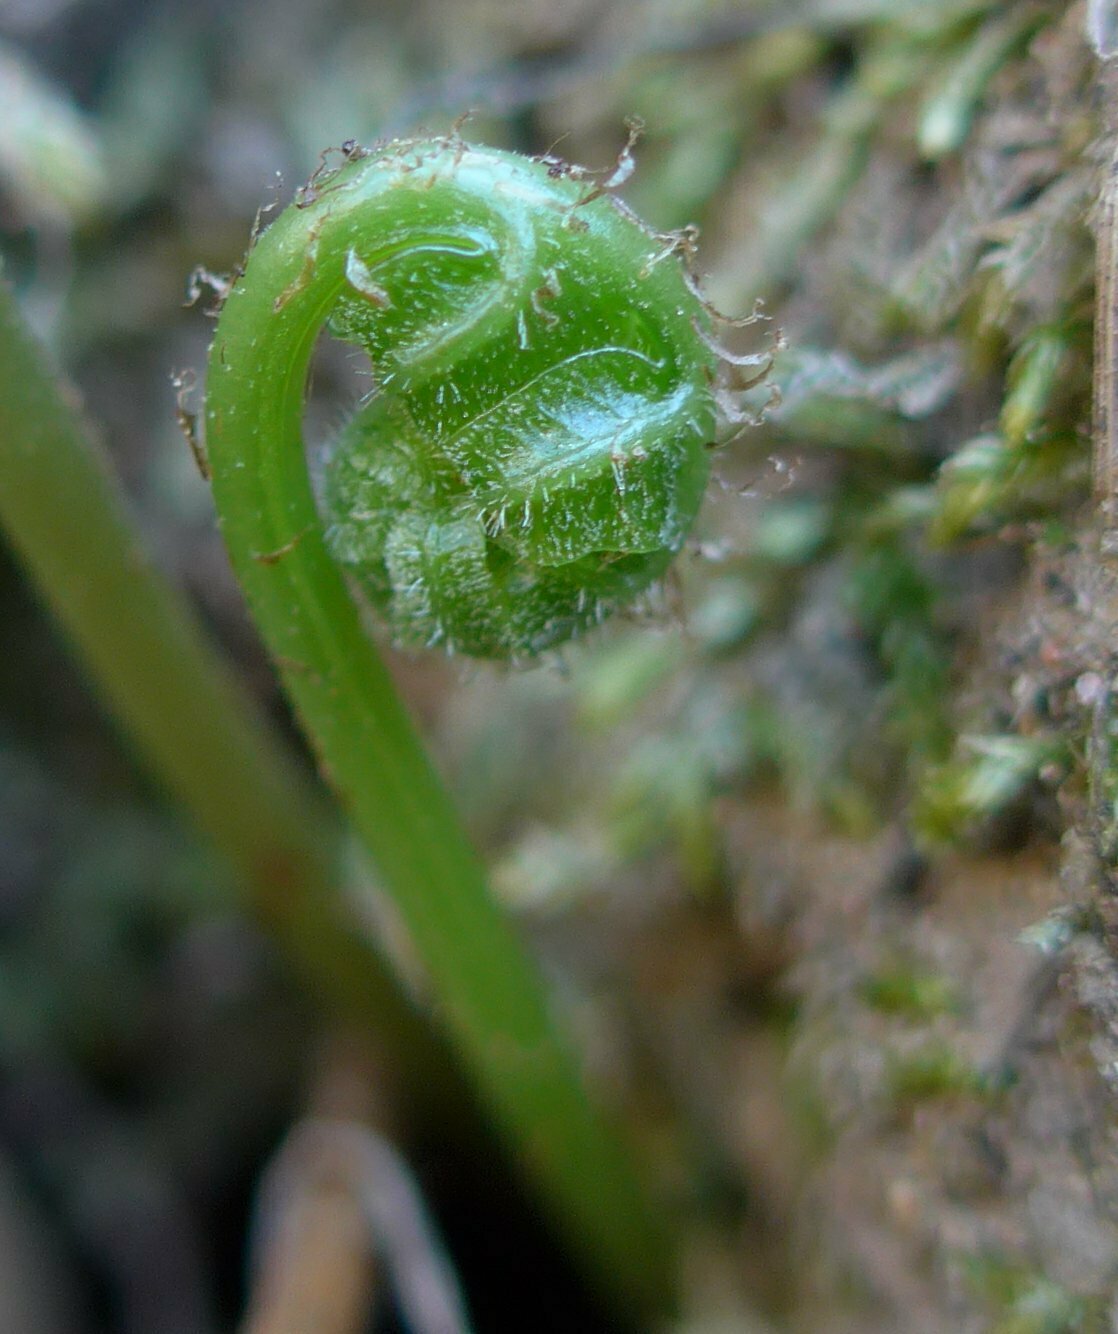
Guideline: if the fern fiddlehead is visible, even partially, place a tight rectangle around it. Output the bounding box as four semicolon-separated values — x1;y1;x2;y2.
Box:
202;131;737;1316
234;133;719;657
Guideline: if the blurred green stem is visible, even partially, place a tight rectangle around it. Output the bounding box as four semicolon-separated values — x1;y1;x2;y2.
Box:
0;272;436;1063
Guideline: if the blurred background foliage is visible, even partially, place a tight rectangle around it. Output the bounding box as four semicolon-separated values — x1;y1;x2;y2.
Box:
3;0;1118;1330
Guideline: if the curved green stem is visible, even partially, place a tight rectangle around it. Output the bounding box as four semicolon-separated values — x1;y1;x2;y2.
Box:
205;143;678;1318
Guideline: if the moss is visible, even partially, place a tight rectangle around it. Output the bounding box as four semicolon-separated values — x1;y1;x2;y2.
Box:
886;1041;990;1105
859;962;962;1020
962;1254;1106;1333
